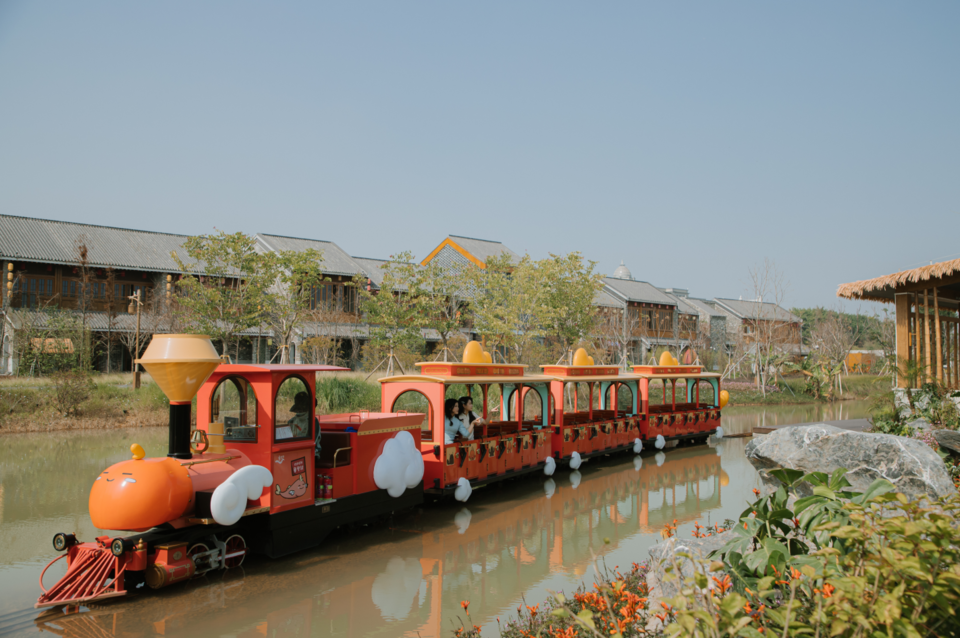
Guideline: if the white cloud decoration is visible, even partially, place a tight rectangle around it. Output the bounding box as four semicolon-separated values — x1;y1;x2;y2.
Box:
569;451;582;470
654;434;666;450
544;456;556;476
454;507;472;534
633;438;643;454
543;478;556;499
569;470;582;489
454;477;473;502
373;430;425;498
371;556;422;621
211;465;273;526
715;426;724;439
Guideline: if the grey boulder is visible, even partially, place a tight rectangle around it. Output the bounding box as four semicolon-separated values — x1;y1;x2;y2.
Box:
934;429;960;457
745;424;953;502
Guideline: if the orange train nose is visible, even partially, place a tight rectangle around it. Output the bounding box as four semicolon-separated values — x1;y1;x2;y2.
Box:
89;457;193;531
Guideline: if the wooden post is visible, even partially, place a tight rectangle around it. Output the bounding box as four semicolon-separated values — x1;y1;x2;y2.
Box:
955;317;959;389
934;288;943;382
924;290;932;383
914;293;921;387
895;294;910;388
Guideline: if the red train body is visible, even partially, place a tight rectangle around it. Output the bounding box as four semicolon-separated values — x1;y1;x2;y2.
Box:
36;339;723;609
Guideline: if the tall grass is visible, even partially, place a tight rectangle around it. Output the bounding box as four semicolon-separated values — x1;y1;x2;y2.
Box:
315;376;381;414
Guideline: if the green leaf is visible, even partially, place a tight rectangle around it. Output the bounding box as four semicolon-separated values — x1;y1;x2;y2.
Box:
853;478;896;505
769;467;805;487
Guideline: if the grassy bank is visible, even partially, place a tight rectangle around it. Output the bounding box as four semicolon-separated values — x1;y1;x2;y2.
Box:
724;374;888;406
0;373;170;433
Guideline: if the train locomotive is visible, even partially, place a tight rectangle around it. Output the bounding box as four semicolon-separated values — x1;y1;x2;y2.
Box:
36;335;725;609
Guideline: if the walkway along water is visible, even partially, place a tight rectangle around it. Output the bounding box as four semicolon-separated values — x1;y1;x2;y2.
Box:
0;402;872;637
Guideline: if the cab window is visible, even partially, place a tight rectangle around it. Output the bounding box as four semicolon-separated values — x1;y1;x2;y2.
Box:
212;377;259;442
274;376;313;442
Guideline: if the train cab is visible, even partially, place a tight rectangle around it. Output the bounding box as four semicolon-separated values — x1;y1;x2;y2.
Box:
196;364;348;514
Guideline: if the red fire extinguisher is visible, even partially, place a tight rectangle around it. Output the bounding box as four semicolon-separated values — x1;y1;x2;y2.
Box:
315;476;324;498
324;476;333;499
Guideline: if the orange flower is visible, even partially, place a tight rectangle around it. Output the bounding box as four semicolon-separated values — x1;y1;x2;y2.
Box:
752;488;760;496
822;583;835;598
712;574;732;595
461;601;470;611
790;567;802;580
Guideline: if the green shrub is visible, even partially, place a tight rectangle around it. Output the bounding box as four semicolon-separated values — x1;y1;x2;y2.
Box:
52;371;94;417
661;488;960;637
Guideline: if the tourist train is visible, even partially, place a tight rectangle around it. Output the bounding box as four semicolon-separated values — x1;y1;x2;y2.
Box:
36;334;726;609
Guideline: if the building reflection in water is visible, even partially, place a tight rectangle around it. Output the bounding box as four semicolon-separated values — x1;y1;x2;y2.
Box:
34;445;726;638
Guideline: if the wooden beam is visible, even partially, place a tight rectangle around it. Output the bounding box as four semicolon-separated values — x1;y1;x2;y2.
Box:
894;272;960;295
895;294;911;388
924;289;932;383
935;288;943;383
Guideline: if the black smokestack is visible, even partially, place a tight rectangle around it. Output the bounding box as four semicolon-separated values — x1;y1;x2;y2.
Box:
168;402;192;459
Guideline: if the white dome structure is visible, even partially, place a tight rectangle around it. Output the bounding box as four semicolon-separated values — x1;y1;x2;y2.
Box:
613;261;633;280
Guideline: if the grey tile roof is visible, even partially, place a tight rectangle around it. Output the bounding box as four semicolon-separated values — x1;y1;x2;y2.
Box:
661;292;701;316
351;257;389;288
593;289;624;309
682;297;724;318
255;234;365;277
713;298;801;323
602;277;677;306
0;214;194;273
446;235;520;264
7;309;163;333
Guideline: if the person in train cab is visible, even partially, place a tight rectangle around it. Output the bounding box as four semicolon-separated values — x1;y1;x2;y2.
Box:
444;398;473;445
458;396;486;434
288;391;313;439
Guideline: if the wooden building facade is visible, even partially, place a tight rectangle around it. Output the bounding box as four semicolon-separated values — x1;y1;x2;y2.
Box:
838;258;960;388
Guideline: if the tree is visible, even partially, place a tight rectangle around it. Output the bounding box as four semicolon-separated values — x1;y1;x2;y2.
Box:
261;248;326;364
539;252;604;360
746;258;791;396
412;259;472;361
171;231;269;359
358;252;425;374
465;254;552;364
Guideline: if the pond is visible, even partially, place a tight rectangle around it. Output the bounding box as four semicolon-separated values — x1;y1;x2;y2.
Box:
0;403;871;637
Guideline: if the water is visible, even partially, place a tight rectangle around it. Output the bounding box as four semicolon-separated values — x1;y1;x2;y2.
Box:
0;402;871;637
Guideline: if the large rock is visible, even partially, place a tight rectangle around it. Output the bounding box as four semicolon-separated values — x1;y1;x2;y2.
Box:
745;424;954;501
934;429;960;457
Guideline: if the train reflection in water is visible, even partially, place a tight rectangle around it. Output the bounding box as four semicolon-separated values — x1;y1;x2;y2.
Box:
34;446;725;638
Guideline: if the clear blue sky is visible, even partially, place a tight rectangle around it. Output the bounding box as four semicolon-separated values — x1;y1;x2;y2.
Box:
1;2;957;311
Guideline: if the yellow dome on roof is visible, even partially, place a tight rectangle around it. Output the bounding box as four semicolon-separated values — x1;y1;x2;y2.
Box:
463;341;485;364
572;348;590;366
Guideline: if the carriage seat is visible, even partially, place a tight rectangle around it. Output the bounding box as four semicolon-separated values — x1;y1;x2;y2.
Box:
316;432;353;468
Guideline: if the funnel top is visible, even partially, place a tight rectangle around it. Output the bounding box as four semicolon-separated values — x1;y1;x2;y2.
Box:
137;334;221;402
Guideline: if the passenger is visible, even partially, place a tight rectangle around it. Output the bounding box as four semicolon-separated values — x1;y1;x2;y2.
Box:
458;396;486;435
444;398;473;445
288;391;313;439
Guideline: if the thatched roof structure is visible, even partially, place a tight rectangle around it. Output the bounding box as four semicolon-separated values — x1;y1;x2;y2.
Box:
837;258;960;308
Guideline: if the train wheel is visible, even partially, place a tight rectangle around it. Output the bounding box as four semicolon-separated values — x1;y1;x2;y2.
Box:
187;542;211;575
222;535;246;569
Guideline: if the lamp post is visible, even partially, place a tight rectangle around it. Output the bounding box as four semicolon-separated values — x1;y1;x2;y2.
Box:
128;289;142;389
